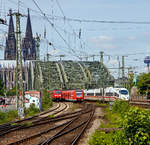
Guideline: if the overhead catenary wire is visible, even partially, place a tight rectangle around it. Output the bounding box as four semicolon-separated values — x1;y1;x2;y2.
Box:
32;0;82;60
54;0;89;56
6;0;82;59
3;0;149;73
8;0;150;56
6;0;150;25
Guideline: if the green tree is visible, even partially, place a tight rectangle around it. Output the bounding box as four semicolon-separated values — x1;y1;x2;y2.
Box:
137;72;150;95
42;89;53;111
6;87;16;96
127;73;134;92
0;77;4;96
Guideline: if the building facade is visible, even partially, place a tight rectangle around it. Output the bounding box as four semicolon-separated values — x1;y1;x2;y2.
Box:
0;61;29;90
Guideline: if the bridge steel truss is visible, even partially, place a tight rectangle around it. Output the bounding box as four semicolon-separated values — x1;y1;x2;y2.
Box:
28;60;114;90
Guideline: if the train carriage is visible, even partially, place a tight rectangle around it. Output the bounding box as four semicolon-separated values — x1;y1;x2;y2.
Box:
61;90;84;101
50;89;84;101
84;87;129;101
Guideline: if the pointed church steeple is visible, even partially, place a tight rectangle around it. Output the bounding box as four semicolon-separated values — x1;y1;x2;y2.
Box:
4;9;16;60
22;8;36;60
8;9;15;39
25;8;33;38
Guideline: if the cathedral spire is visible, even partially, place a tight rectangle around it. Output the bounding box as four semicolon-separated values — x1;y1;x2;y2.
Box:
25;8;33;38
22;8;36;60
8;9;15;39
4;9;16;60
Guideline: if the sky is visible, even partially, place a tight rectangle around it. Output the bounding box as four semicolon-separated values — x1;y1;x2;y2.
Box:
0;0;150;77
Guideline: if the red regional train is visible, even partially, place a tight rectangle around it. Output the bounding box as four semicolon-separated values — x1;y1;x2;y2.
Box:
49;90;84;101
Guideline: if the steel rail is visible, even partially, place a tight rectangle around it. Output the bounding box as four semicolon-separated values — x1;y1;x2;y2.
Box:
0;103;67;137
6;107;91;145
37;114;82;145
7;116;79;145
0;103;61;131
71;105;95;145
38;105;94;145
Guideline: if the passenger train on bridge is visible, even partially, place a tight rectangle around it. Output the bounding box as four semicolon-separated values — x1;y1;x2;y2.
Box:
104;87;130;101
49;87;129;102
84;87;129;101
49;89;84;101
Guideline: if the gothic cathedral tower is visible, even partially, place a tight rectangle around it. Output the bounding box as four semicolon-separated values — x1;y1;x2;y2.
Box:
4;9;16;60
22;8;36;60
4;9;36;60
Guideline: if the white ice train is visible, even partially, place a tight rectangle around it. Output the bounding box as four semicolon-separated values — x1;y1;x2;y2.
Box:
84;88;102;97
104;87;130;101
84;87;130;101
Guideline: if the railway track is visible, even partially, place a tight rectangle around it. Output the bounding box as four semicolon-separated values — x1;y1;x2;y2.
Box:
129;100;150;108
0;103;60;131
0;103;94;145
37;104;94;145
0;103;68;138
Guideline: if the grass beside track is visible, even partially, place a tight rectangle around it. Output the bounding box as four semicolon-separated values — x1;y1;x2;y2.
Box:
0;110;18;124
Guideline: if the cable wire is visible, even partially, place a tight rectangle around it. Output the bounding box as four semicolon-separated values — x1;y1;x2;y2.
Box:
32;0;81;60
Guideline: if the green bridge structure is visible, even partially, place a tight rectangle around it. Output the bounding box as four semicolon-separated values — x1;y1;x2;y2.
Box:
28;60;114;90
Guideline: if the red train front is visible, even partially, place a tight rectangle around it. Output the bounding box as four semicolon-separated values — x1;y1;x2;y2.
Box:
75;90;84;101
49;90;62;101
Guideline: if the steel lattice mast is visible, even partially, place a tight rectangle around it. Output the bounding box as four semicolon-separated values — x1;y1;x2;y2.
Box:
10;10;26;118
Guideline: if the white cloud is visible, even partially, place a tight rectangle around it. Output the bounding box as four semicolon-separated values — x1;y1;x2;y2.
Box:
108;59;118;65
89;35;113;43
100;44;117;49
88;35;117;49
47;49;59;55
128;36;136;41
98;36;113;41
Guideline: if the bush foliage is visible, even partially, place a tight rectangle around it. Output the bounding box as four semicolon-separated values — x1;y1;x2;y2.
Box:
25;104;40;117
0;77;5;96
6;87;16;96
112;100;130;117
89;130;128;145
42;89;53;111
123;107;150;145
0;110;18;124
137;72;150;95
89;100;150;145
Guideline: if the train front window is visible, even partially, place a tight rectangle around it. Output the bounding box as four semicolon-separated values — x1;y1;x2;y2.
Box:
76;92;82;97
55;91;61;94
119;90;128;95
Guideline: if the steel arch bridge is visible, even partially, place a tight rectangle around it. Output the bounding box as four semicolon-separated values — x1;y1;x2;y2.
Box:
28;60;114;90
